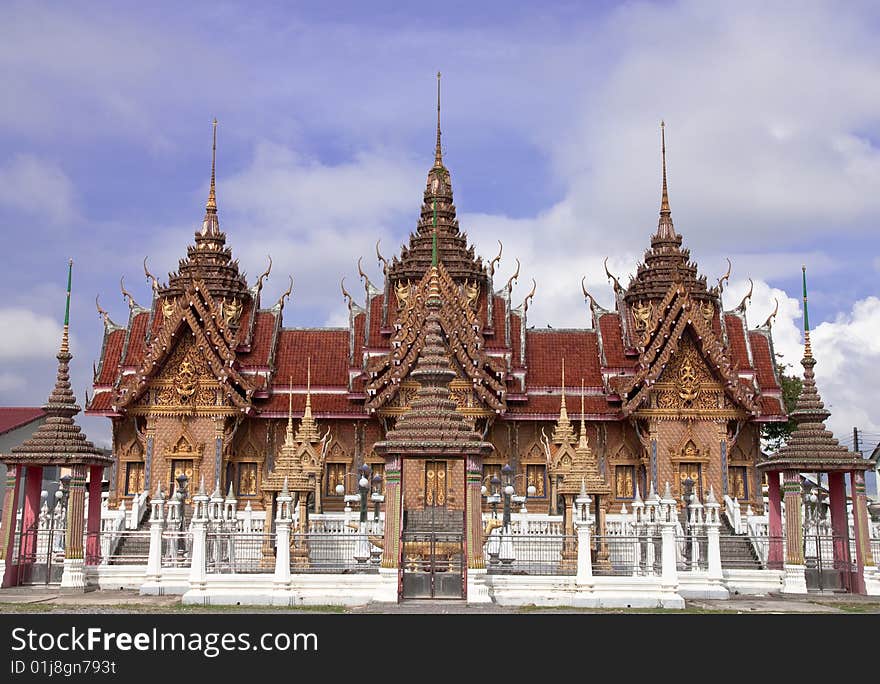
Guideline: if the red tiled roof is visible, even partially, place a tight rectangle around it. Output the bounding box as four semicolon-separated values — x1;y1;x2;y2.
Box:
724;314;752;370
759;395;785;417
598;313;629;367
237;311;277;367
122;312;150;366
257;392;363;416
506;394;616;417
367;295;385;347
88;392;114;411
525;330;602;388
749;331;780;391
353;310;366;361
274;329;350;386
510;313;522;367
0;407;46;436
486;295;511;349
97;329;126;385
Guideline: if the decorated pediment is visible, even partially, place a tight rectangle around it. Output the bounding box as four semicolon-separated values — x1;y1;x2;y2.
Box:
115;279;254;415
365;262;505;415
620;285;758;417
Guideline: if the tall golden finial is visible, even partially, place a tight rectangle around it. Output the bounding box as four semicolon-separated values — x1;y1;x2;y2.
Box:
551;357;574;445
660;120;669;214
579;377;589;449
434;71;443;167
561;357;565;403
656;120;676;239
207;118;218;211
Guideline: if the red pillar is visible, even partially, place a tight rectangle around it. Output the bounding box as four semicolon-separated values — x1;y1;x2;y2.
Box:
849;470;871;594
767;471;783;569
827;471;852;592
85;466;103;565
19;466;43;554
1;466;23;588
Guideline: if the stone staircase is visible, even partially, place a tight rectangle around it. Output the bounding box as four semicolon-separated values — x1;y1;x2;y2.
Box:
718;516;763;569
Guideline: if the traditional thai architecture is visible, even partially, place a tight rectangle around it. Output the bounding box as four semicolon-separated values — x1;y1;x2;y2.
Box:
757;268;874;593
1;261;113;588
85;81;787;583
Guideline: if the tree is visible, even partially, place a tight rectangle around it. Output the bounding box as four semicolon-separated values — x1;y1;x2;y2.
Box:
761;358;802;453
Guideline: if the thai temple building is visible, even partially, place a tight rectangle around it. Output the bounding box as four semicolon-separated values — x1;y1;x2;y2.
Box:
4;77;874;603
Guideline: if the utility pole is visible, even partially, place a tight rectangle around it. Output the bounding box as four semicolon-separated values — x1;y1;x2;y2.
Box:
853;427;860;455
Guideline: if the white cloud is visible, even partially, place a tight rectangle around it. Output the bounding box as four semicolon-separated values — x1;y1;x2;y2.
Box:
0;155;77;225
0;308;65;360
0;372;25;392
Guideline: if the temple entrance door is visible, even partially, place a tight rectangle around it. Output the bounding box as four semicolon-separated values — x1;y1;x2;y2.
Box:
425;460;447;508
15;517;66;586
400;459;464;600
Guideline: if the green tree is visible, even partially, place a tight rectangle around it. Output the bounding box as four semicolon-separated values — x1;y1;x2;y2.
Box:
761;358;802;452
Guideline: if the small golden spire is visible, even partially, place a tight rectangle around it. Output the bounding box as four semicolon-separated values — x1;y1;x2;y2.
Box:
207;118;218;211
284;375;295;447
434;71;443;167
304;356;312;417
579;378;588;449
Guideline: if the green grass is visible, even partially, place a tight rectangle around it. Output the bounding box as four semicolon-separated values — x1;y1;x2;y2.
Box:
0;602;346;614
808;601;880;614
516;604;742;614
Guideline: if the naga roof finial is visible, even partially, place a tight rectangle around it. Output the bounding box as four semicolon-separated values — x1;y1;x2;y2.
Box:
762;298;779;329
256;255;272;293
735;278;754;313
143;256;159;297
120;276;139;311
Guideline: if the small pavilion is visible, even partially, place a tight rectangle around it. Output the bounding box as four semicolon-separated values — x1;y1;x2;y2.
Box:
757;267;874;593
0;261;113;589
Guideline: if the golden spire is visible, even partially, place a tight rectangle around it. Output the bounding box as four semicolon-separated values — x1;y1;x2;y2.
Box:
207;118;218;211
283;375;295;449
434;71;443;168
656;120;677;240
295;356;320;443
552;358;575;444
579;377;588;449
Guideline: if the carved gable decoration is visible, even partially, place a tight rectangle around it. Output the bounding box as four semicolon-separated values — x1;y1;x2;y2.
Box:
668;427;710;464
620;285;758;418
115;279;253;415
365;262;506;415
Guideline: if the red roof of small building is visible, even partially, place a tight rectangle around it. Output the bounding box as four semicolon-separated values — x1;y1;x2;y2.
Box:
525;330;603;388
0;408;46;436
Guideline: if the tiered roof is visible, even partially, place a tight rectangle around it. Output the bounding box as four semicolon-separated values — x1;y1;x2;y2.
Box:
6;262;110;468
758;269;868;472
374;267;494;457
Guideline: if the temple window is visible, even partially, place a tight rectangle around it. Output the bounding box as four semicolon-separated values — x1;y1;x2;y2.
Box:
615;465;635;499
326;463;347;496
525;464;546;497
124;462;145;496
237;462;258;497
729;466;748;499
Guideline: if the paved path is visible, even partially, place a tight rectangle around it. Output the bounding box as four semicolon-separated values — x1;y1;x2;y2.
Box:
1;587;878;613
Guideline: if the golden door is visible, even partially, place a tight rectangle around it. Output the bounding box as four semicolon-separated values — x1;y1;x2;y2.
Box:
679;463;702;498
425;461;447;507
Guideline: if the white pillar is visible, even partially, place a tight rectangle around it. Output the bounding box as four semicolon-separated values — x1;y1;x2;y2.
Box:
187;482;209;597
575;519;593;586
141;486;165;594
706;522;722;580
272;480;293;604
660;522;678;590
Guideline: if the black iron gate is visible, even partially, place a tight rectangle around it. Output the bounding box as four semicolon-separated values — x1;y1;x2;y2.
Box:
15;523;65;585
804;534;854;592
400;530;464;599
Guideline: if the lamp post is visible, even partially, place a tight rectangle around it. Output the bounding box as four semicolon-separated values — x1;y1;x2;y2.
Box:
501;464;513;531
481;475;502;519
371;474;384;522
334;471;364;525
175;472;189;560
357;464;370;525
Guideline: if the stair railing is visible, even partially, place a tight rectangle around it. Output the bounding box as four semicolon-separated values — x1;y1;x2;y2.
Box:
723;494;743;534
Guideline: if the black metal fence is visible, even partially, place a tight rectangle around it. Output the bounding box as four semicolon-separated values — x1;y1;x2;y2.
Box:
675;535;709;572
593;535;663;576
290;533;380;573
485;534;577;575
207;531;272;574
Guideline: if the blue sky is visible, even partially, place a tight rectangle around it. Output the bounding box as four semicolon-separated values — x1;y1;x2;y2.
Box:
1;1;879;450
